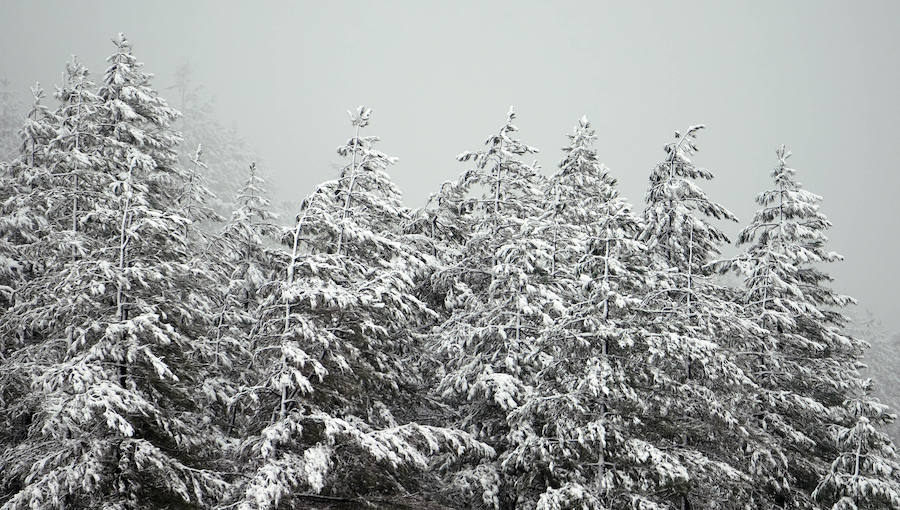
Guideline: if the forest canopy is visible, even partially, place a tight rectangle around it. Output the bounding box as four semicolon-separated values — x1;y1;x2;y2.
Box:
1;33;899;510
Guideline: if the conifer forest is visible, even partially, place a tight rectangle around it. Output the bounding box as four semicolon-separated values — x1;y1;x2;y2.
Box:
2;17;900;510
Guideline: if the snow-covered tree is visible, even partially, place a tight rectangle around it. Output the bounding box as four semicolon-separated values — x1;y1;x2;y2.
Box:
814;396;900;509
717;145;892;507
0;81;64;328
541;116;622;274
0;60;107;367
231;106;491;510
19;83;60;169
196;160;281;443
0;33;228;509
637;126;770;508
48;56;109;258
179;143;224;239
53;59;100;214
500;116;697;510
428;107;575;509
215;161;279;316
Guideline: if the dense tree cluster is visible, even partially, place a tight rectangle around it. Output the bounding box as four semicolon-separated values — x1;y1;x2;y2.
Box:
1;35;898;510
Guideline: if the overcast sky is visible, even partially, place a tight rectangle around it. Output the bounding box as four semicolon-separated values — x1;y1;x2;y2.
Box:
2;0;899;330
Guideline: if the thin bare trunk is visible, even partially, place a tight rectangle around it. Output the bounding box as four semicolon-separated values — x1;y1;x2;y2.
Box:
278;197;315;420
336;125;361;255
550;188;560;275
116;163;134;386
597;239;611;491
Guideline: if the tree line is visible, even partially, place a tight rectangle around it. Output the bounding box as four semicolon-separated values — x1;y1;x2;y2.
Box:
1;34;898;510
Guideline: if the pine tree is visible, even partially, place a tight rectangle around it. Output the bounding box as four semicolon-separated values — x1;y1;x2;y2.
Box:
197;161;280;445
19;83;60;168
428;107;576;509
502;116;693;509
232;107;491;510
179;143;224;237
638;126;767;508
718;145;895;507
0;34;228;509
813;396;900;509
0;82;64;328
216;161;279;328
49;56;109;260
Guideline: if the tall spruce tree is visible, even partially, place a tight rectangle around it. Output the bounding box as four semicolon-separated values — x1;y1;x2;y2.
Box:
718;145;899;508
231;107;490;510
0;80;66;331
19;83;60;169
49;56;108;260
196;160;280;445
0;82;65;470
639;126;769;508
503;117;689;509
0;34;228;509
428;107;573;509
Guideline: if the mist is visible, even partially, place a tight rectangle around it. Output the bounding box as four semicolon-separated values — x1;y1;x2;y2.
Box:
4;2;900;507
2;1;897;329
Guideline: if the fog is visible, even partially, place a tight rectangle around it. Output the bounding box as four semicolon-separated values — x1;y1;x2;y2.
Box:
2;0;899;330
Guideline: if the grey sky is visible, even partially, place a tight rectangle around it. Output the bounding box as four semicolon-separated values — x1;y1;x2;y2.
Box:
2;1;899;330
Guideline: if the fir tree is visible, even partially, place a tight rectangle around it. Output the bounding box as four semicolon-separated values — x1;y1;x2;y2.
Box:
718;145;893;507
179;143;224;238
50;56;108;259
0;34;228;509
0;81;64;330
504;117;687;509
197;161;280;444
638;126;766;508
429;107;569;509
19;83;60;169
814;396;900;509
232;107;491;510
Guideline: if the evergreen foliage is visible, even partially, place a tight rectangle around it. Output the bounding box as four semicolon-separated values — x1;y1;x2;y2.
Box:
0;35;898;510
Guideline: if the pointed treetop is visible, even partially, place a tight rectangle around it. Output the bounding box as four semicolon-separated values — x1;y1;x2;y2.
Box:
348;105;372;128
114;32;130;49
29;82;44;102
776;143;791;161
770;144;804;191
62;55;88;83
562;115;598;157
192;143;206;169
666;124;705;159
67;54;82;69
